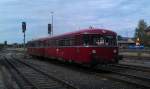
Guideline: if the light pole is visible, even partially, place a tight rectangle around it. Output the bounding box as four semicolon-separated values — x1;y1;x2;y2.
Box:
51;12;54;36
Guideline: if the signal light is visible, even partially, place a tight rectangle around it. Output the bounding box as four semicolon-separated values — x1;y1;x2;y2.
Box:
48;24;52;34
22;22;26;33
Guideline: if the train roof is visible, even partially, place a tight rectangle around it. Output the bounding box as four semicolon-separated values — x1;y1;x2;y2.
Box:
30;28;117;42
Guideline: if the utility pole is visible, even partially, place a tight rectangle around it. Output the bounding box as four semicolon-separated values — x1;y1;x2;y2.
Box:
24;31;25;49
22;22;26;50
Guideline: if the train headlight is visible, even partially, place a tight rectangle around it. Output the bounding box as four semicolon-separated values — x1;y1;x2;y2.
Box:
113;49;117;53
92;50;96;54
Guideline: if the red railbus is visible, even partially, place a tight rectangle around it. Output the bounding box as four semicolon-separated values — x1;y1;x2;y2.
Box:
27;28;120;66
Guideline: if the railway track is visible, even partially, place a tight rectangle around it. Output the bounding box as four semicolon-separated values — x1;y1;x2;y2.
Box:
110;64;150;72
97;64;150;88
13;55;150;89
2;56;78;89
123;56;150;60
119;49;150;53
3;51;149;89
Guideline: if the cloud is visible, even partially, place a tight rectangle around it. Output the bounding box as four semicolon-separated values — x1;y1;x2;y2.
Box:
0;0;150;43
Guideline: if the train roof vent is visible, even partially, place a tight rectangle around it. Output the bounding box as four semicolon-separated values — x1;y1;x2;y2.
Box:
89;26;94;29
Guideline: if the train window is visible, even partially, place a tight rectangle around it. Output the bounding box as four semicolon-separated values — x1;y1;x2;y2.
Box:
37;41;39;47
70;38;75;46
31;42;33;47
75;35;81;46
83;35;90;46
56;40;59;46
105;36;117;46
39;41;41;47
58;40;64;46
92;35;104;46
60;37;73;46
34;41;36;47
64;39;69;46
62;40;65;46
53;40;57;46
49;39;53;46
91;35;117;46
33;42;35;47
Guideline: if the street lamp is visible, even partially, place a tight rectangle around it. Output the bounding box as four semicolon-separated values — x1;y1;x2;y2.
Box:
51;12;54;36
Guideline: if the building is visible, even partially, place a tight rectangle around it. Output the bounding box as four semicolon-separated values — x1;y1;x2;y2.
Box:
145;26;150;46
145;26;150;36
118;37;135;48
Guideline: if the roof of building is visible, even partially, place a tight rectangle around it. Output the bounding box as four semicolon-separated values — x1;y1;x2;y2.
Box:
145;26;150;32
118;41;135;44
118;37;135;44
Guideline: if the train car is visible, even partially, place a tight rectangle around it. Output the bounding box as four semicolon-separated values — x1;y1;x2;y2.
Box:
27;28;121;66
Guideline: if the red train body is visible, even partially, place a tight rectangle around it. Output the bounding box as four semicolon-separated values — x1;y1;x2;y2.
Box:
27;28;120;65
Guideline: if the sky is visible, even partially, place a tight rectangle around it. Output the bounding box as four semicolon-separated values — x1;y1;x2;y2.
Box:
0;0;150;44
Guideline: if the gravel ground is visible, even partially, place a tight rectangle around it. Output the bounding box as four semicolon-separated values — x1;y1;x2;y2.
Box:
16;54;145;89
0;66;6;89
120;58;150;68
119;50;150;68
1;48;149;89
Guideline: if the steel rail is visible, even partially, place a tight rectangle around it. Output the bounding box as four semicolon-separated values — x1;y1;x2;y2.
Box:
3;57;37;89
110;64;150;72
97;65;150;88
11;56;79;89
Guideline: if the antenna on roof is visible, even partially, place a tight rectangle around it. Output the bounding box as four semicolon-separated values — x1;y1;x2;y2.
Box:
89;26;94;29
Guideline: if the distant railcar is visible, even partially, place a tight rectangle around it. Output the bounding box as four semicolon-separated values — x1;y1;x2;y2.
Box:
27;28;121;66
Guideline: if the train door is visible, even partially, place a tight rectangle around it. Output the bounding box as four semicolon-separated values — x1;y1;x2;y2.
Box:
43;40;48;57
74;34;82;63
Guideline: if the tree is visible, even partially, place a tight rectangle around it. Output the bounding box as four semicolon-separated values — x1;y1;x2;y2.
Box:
134;19;147;45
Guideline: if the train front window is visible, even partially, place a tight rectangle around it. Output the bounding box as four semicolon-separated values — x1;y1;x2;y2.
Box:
91;35;116;46
83;35;90;46
92;36;104;45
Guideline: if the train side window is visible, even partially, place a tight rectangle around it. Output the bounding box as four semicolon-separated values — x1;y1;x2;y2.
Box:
31;42;34;47
58;39;63;46
50;40;52;46
34;41;37;47
37;41;40;47
54;40;56;46
48;40;50;46
38;41;40;47
61;39;65;46
49;39;52;46
38;42;40;47
64;39;69;46
53;40;56;46
33;42;35;47
35;42;37;47
75;35;81;46
39;41;41;47
56;40;59;46
70;38;74;46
